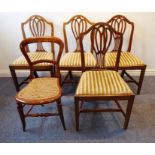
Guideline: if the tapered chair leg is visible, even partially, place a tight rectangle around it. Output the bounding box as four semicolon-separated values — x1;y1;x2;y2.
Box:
34;71;39;78
69;70;73;79
137;66;146;94
124;96;135;129
9;66;19;92
17;102;26;131
75;98;80;131
121;69;126;78
56;99;66;130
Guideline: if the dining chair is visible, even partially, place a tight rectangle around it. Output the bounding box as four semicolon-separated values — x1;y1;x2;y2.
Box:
59;15;96;85
16;37;66;131
75;22;135;131
9;15;54;91
106;15;146;94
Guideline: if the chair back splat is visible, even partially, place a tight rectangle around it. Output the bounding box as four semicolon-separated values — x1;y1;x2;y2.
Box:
63;15;94;53
21;15;54;54
79;22;123;71
107;15;134;52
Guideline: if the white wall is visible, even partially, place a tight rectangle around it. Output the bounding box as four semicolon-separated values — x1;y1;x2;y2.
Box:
0;12;155;76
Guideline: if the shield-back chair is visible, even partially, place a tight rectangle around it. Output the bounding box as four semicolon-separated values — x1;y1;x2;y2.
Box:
75;22;135;131
106;15;146;94
59;15;96;85
9;15;54;91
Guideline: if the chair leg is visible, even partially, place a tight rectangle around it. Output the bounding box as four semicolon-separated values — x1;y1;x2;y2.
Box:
121;69;126;78
9;66;19;92
34;71;39;78
50;71;54;77
137;66;146;94
56;99;66;130
75;98;80;131
124;96;135;130
50;66;55;77
69;70;73;79
17;102;26;131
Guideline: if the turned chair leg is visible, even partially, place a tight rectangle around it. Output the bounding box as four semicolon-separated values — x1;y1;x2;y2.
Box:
137;66;146;94
17;102;26;131
56;99;66;130
75;98;80;131
9;66;20;92
124;96;135;130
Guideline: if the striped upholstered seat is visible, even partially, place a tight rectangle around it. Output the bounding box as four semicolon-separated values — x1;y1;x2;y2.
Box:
105;52;144;67
12;52;53;66
76;70;133;97
16;78;61;104
60;52;96;67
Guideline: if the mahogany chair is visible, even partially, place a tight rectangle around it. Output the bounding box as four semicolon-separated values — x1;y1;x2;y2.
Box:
9;15;54;91
59;15;96;85
107;15;146;94
75;22;135;131
16;37;66;131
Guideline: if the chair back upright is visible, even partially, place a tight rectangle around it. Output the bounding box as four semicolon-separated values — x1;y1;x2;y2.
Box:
63;15;94;53
20;37;64;80
79;22;123;71
107;15;134;52
21;15;55;56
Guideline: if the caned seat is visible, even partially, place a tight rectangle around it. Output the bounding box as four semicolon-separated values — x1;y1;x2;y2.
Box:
75;22;135;131
76;70;133;96
107;15;146;94
105;52;144;68
16;37;66;131
16;78;61;104
60;15;95;85
60;52;96;68
9;15;54;91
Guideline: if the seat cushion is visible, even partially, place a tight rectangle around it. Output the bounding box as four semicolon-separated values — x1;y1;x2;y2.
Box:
16;78;61;104
105;52;145;67
76;70;133;97
60;52;96;67
12;52;53;66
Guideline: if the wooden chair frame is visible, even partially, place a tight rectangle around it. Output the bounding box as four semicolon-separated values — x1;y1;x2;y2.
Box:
60;15;95;84
75;22;135;131
107;15;146;94
9;15;54;91
16;37;66;131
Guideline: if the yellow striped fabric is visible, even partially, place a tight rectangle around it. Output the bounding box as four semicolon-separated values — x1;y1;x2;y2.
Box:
16;78;60;104
60;52;96;67
105;52;145;67
12;52;53;66
76;70;133;96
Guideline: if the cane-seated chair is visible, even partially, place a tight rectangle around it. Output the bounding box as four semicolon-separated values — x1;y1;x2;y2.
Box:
107;15;146;94
16;37;66;131
59;15;96;84
75;22;135;131
9;15;54;91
